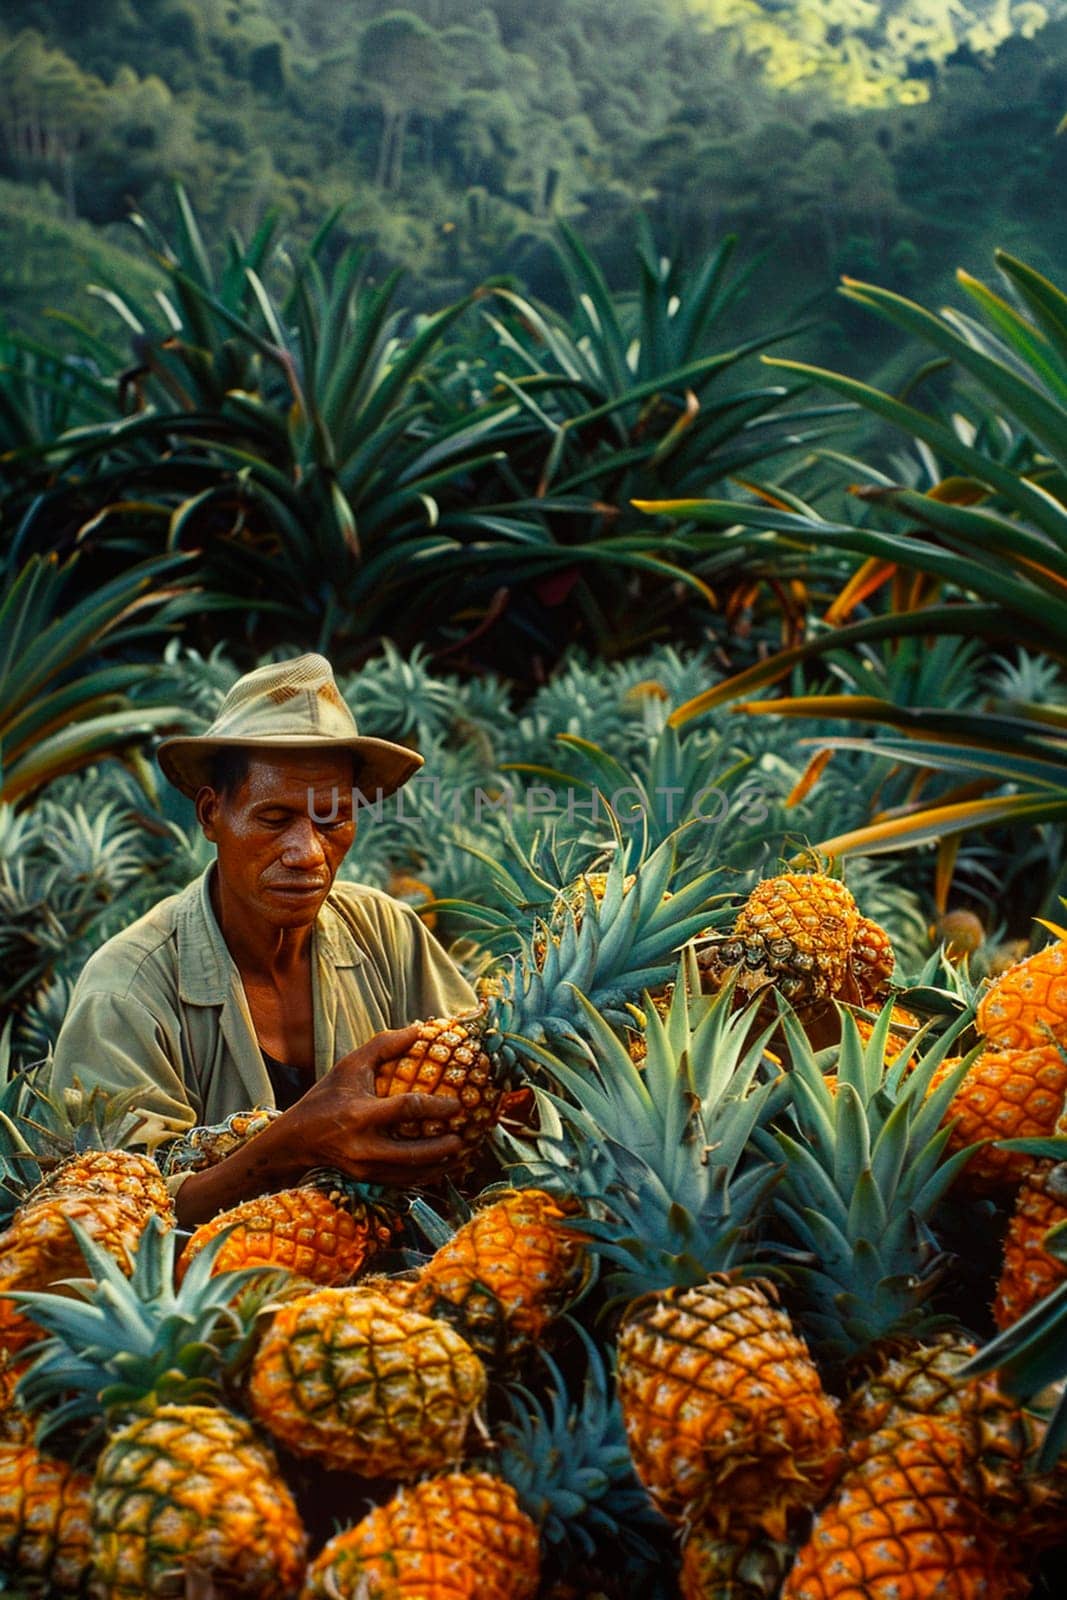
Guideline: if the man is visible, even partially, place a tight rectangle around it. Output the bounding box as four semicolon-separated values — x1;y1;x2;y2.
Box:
49;654;477;1227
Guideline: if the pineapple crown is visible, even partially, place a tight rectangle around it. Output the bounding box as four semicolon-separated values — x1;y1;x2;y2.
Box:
0;1062;150;1225
755;1002;980;1367
489;1323;671;1585
12;1216;282;1446
503;954;784;1298
489;843;731;1056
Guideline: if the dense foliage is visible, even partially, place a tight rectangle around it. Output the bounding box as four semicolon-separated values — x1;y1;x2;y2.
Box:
2;0;1067;365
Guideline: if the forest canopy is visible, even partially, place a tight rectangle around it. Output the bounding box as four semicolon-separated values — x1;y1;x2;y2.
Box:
1;0;1067;355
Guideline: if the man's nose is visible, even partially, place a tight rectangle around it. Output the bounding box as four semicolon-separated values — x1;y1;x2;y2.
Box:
281;817;327;865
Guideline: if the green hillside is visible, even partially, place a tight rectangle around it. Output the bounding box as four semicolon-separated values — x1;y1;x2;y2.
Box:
1;1;1066;358
0;180;162;339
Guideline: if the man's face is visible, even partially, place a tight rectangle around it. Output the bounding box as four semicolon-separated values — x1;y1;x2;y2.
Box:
199;750;355;929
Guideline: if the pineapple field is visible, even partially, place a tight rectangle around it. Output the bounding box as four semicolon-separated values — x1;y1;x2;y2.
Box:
2;191;1067;1599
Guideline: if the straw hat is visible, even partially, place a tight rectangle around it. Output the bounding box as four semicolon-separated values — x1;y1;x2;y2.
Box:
157;654;422;800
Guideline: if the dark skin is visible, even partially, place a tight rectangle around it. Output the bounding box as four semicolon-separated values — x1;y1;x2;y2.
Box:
174;750;461;1227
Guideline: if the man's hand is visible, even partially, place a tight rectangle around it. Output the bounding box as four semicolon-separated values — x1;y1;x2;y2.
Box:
278;1025;463;1184
174;1026;463;1227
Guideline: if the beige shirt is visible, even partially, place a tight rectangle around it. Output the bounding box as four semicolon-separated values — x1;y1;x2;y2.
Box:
48;867;477;1151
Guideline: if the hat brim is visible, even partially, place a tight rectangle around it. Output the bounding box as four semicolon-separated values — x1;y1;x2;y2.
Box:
156;733;423;801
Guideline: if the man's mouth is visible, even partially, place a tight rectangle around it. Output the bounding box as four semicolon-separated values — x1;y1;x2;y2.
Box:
269;882;327;895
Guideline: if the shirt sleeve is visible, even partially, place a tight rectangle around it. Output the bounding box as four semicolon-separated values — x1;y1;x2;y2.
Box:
48;987;199;1154
383;900;479;1027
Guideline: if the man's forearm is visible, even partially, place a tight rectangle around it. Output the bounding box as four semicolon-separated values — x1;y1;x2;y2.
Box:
173;1117;307;1228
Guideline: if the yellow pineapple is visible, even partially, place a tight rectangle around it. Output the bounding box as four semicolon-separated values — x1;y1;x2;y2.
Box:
616;1277;844;1535
679;1525;792;1600
302;1470;540;1600
93;1404;306;1599
404;1187;588;1367
247;1284;486;1477
0;1439;93;1595
374;1013;504;1147
993;1088;1067;1330
781;1413;1029;1599
696;871;895;1049
177;1174;397;1286
930;1041;1067;1192
921;936;1067;1194
977;937;1067;1050
844;1333;1067;1546
303;1331;665;1598
995;1166;1067;1330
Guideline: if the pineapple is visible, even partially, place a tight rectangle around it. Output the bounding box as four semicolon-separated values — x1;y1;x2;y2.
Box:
93;1404;305;1599
976;937;1067;1050
374;1013;504;1147
0;1440;93;1596
930;1041;1067;1192
0;1074;174;1357
616;1276;844;1535
177;1172;397;1286
842;1332;1067;1550
696;870;896;1013
923;936;1067;1194
302;1471;539;1600
993;1088;1067;1329
401;1186;588;1367
781;1413;1029;1599
8;1218;306;1598
679;1526;792;1600
246;1284;486;1477
158;1105;281;1177
370;844;720;1150
995;1161;1067;1329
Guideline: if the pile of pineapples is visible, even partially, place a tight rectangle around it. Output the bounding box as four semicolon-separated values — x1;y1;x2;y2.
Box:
2;862;1067;1598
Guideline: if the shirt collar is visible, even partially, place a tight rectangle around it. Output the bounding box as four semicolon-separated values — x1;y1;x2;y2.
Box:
176;867;364;1005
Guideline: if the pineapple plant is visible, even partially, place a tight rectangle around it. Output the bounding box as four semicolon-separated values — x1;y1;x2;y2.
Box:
511;956;845;1546
753;1005;977;1372
7;1217;307;1598
752;1006;1067;1583
246;1283;487;1478
176;1172;399;1287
